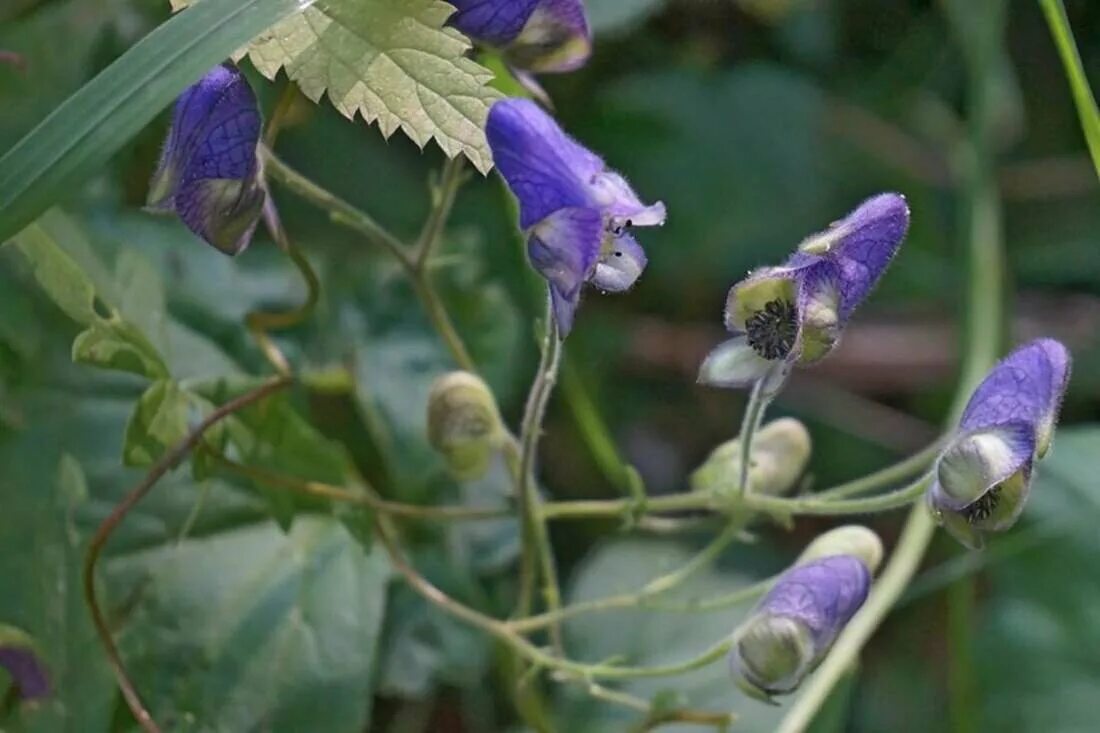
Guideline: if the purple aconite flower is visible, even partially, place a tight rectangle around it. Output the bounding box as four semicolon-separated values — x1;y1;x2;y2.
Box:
0;640;50;701
927;339;1071;549
699;194;910;394
449;0;592;75
487;98;666;336
147;63;264;256
732;555;871;697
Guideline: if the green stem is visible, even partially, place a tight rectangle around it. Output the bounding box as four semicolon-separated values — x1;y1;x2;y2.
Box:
1040;0;1100;180
263;147;477;372
508;519;745;633
410;275;476;372
737;379;771;495
586;682;737;730
515;297;565;652
415;155;466;271
541;475;929;521
261;146;412;269
814;440;942;501
775;3;1008;728
247;197;320;375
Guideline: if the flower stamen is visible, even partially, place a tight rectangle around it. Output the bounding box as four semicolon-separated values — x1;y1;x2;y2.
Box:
745;299;798;360
963;485;1001;524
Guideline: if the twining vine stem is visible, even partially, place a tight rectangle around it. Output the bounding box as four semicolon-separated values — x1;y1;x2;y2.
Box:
514;297;566;652
83;376;292;733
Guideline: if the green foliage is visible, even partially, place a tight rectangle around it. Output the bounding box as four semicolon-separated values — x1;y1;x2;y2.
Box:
173;0;503;172
1041;0;1100;180
11;213;169;379
108;517;390;732
0;0;312;244
123;380;190;466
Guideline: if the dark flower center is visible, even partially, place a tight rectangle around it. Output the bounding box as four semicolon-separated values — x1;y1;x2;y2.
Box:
745;299;798;360
963;485;1001;524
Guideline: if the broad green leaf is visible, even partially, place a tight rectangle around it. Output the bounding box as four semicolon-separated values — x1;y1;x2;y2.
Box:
173;0;503;173
107;517;390;732
0;0;316;244
123;380;190;467
0;451;115;733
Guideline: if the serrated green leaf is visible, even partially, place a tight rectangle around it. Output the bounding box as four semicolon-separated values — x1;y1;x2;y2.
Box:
123;380;190;467
174;0;502;172
0;0;317;244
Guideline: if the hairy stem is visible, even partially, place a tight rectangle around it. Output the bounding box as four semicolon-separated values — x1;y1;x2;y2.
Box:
83;377;291;733
508;518;745;633
415;155;466;271
737;379;771;495
541;474;930;521
515;298;565;653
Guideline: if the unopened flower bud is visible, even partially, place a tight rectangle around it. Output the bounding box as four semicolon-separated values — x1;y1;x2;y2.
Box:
691;417;811;497
731;555;871;697
796;525;884;573
427;372;504;481
0;624;50;701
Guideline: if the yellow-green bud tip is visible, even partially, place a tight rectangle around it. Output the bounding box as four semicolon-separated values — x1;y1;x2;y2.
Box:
426;371;503;481
796;525;884;573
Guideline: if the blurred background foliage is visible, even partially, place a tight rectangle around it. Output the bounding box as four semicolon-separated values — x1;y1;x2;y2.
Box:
1;0;1099;731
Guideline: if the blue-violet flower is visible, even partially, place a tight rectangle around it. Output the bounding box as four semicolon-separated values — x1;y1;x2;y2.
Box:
486;98;666;336
0;626;50;702
699;193;910;393
732;555;872;697
147;63;265;256
448;0;592;75
927;338;1071;549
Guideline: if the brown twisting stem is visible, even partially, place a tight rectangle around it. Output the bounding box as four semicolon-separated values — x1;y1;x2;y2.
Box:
82;376;291;733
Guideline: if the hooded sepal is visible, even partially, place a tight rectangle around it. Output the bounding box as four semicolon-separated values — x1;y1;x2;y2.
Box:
147;63;264;255
928;339;1072;548
487;98;664;335
505;0;592;73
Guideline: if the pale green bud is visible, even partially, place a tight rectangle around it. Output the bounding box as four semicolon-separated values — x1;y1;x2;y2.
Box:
691;417;812;497
733;615;816;696
426;372;503;481
796;525;884;573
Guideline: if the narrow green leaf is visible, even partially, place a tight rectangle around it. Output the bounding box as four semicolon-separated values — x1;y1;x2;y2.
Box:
1041;0;1100;181
9;220;98;326
0;0;315;243
123;380;190;467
